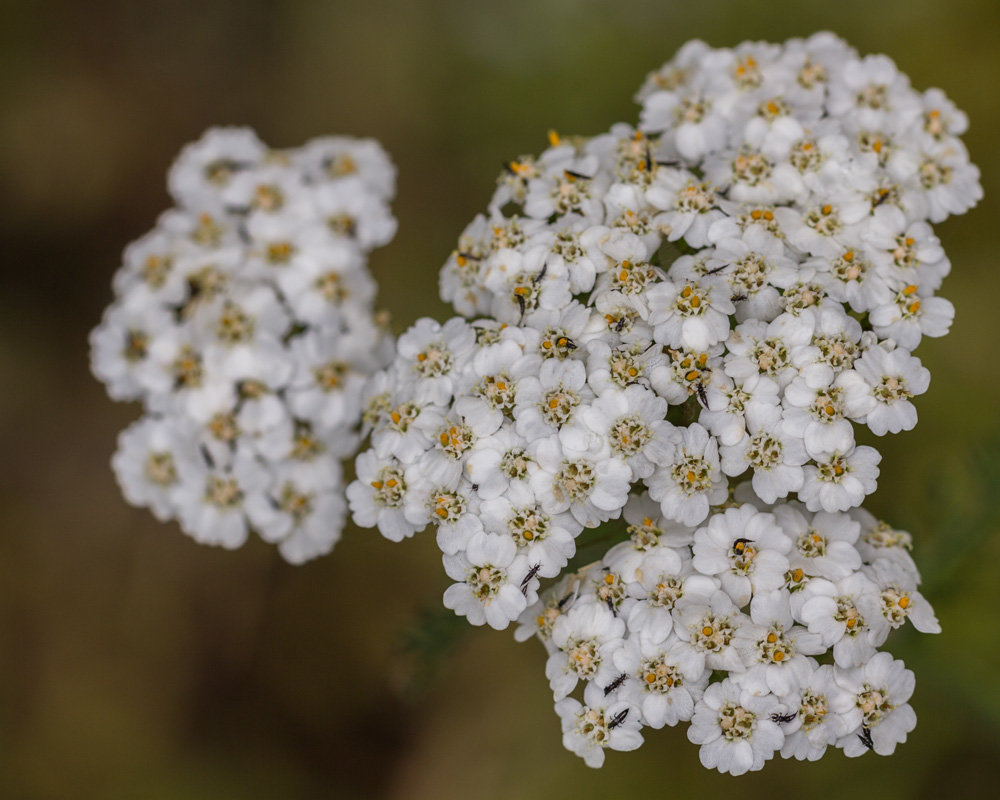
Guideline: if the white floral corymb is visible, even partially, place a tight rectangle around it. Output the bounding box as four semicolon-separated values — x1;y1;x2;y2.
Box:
349;32;978;772
93;128;397;562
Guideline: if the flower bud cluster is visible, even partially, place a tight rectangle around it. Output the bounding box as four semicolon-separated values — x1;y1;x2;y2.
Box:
92;127;396;562
350;33;978;770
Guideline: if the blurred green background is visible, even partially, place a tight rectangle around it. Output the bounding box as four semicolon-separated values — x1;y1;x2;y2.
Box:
1;0;998;797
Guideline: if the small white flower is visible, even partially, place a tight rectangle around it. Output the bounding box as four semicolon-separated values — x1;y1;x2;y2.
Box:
810;246;893;314
688;678;786;775
167;127;267;208
530;435;632;528
851;508;920;580
370;393;443;465
285;329;373;432
298;135;397;199
710;227;797;322
566;385;675;480
454;339;541;435
463;426;535;503
622;551;707;644
781;375;857;458
779;662;858;761
650;344;725;405
173;453;270;549
790;304;864;388
556;681;643;768
395;317;476;407
606;496;698;591
90;298;177;401
245;462;346;564
691;505;792;606
442;532;527;630
613;636;707;728
835;652;917;757
868;286;954;350
798;573;887;668
840;345;929;435
310;176;397;249
513;357;592;440
774;193;869;259
799;445;881;513
725;315;812;389
700;373;782;447
826;54;922;133
647;423;727;526
111;416;200;521
647;278;735;351
735;590;825;696
908;139;983;223
480;497;580;579
646;169;727;247
865;558;940;634
719;421;809;504
776;505;863;581
674;588;747;675
347;451;419;542
548;600;626;700
865;205;948;289
585;339;666;395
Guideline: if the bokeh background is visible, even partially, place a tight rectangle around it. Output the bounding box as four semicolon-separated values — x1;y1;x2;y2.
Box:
1;1;998;797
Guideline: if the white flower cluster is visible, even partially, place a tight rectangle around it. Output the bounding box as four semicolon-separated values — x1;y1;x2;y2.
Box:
92;127;397;563
349;33;979;771
520;495;937;771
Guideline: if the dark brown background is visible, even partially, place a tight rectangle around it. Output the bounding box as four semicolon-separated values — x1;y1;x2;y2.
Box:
1;1;998;797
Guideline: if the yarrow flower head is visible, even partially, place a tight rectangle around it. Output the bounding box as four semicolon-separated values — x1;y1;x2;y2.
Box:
350;32;977;772
93;127;397;562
